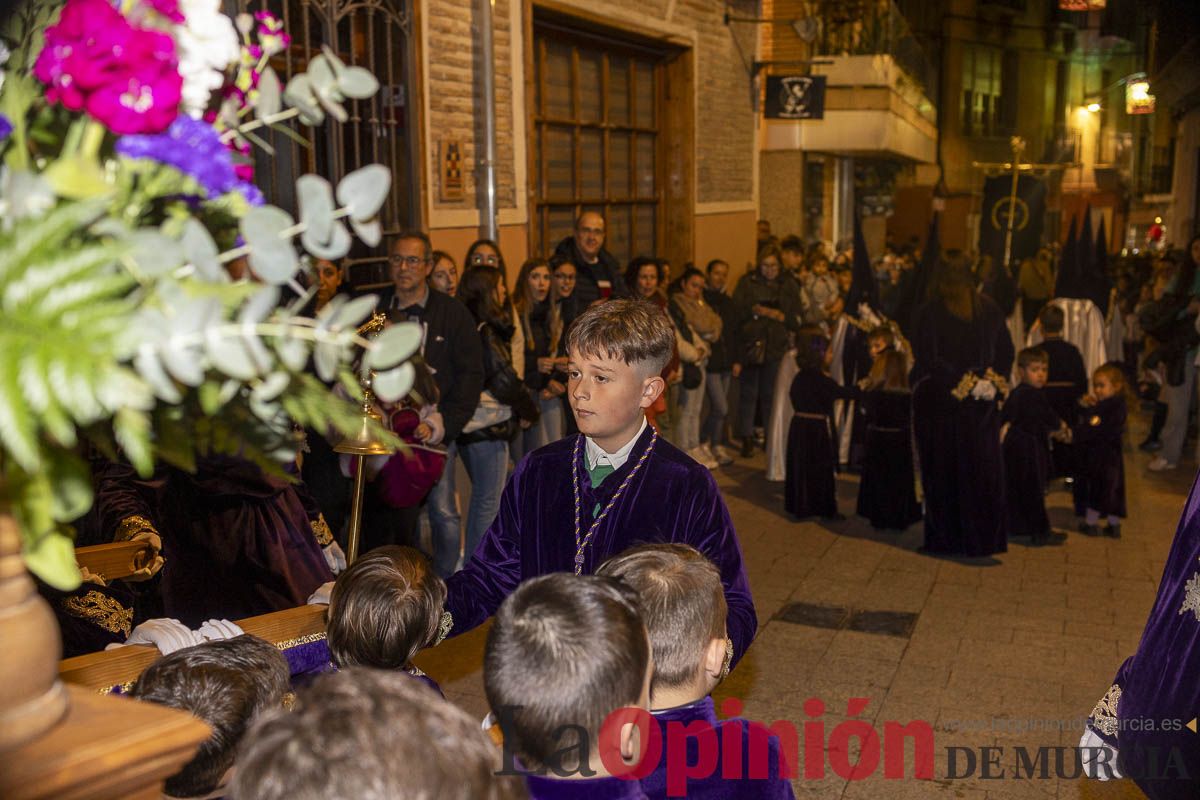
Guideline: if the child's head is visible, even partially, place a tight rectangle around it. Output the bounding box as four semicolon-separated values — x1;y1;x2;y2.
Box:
780;235;805;272
865;349;909;391
867;326;895;359
566;299;673;448
1038;304;1065;336
327;545;446;670
130;635;289;798
811;254;830;276
1017;347;1049;388
234;667;527;800
836;267;853;293
1092;363;1126;401
795;328;830;371
597;544;727;705
484;573;651;774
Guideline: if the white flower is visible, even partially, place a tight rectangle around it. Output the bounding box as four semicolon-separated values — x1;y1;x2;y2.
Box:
0;168;55;230
970;379;997;401
174;0;240;118
0;41;9;95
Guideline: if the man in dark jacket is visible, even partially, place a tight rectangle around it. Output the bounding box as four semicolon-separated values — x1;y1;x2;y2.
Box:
552;211;626;309
702;259;739;463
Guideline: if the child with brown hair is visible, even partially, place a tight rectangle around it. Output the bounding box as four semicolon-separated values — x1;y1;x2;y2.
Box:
326;545;448;695
1072;363;1128;538
855;348;922;530
784;329;857;520
1001;347;1069;546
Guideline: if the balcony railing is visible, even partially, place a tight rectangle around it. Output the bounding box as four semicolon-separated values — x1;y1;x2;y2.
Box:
807;0;937;98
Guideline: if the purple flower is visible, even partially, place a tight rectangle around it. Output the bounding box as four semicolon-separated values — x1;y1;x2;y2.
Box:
235;181;264;207
0;114;12;142
116;115;238;197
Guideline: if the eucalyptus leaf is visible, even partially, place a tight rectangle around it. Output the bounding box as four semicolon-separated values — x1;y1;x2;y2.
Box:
239;286;281;326
296;174;335;245
313;340;340;383
241;206;300;284
313;91;348;124
307;54;337;93
373;363;414;403
350;217;382;247
205;327;260;381
320;45;348;77
283;74;324;125
160;340;206;386
338;66;379;99
257;67;282;119
130;230;186;277
336;165;391;221
180;218;225;282
277;336;310;372
134;346;182;403
330;294;378;331
253;372;290;402
217;379;241;407
302;219;351;260
366;321;422;369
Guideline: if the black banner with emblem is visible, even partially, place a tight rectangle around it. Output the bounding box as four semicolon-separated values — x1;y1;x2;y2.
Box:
978;174;1046;268
763;75;827;120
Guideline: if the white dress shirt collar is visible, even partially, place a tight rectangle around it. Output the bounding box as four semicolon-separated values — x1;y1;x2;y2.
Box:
585;416;648;471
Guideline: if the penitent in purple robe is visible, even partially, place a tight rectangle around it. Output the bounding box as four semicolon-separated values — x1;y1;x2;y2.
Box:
1086;472;1200;799
92;456;333;627
445;425;757;664
641;697;795;800
525;774;648;799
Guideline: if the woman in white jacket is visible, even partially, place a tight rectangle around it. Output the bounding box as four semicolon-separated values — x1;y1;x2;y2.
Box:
669;267;723;467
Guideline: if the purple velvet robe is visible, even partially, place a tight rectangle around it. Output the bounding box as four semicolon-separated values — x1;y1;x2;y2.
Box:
1000;383;1060;538
641;697;795;800
445;426;757;664
92;456;333;627
525;774;648;800
1087;472;1200;799
1070;395;1126;518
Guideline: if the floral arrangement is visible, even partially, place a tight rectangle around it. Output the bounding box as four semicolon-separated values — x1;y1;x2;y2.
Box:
951;369;1010;402
0;0;418;589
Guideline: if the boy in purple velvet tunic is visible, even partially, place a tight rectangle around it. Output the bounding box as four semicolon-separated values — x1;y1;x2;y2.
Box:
598;544;795;799
485;573;653;799
445;299;757;663
325;545;447;697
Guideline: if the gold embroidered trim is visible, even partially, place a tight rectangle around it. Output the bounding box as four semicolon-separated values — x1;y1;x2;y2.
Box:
406;665;428;679
720;637;734;681
434;610;453;646
116;514;157;543
311;515;334;547
275;632;327;651
1180;565;1200;622
61;590;133;636
1090;683;1122;737
98;680;136;696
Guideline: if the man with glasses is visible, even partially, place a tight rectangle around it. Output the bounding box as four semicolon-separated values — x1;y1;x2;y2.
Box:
552;210;626;309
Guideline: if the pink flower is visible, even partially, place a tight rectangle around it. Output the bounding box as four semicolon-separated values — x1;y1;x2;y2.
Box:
142;0;184;23
33;0;182;134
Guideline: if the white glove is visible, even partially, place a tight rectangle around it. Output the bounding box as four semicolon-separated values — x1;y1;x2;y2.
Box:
307;580;335;606
323;541;347;574
970;379;997;401
1079;729;1123;780
197;619;244;642
118;618;203;654
126;530;164;581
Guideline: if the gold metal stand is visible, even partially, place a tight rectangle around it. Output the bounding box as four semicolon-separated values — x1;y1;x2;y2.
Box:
333;379;392;564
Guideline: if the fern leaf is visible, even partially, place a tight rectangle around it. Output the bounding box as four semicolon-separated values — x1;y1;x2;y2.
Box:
114;406;153;476
0;354;40;470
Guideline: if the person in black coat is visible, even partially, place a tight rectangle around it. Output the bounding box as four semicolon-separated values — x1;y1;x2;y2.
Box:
911;258;1014;557
701;259;739;463
1001;348;1068;545
1072;364;1128;538
785;330;856;520
1037;305;1088;479
551;210;627;309
856;349;922;530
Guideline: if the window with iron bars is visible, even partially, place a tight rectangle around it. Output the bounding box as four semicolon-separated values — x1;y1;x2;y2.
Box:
233;0;419;287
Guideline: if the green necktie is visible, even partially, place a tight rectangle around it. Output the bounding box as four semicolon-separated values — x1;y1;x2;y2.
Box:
588;463;615;516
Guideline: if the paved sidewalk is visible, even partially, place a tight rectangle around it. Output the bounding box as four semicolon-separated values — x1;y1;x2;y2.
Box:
416;419;1194;799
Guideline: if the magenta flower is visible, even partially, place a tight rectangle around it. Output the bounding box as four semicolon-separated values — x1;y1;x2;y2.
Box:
33;0;182;135
142;0;184;23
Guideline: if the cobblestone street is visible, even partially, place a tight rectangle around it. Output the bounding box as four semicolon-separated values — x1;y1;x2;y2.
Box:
417;416;1193;799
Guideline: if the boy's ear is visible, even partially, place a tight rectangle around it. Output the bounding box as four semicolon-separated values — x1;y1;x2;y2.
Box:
703;636;726;682
639;375;666;409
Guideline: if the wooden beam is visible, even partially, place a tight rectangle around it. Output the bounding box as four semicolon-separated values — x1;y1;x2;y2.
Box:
59;604;328;691
74;542;154;582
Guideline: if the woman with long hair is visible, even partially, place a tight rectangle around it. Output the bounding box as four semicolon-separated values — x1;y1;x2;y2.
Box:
511;257;566;458
732;242;802;458
624;257;680;432
856;348;921;530
464;238;524;376
669;266;722;466
910;255;1014;556
436;266;539;574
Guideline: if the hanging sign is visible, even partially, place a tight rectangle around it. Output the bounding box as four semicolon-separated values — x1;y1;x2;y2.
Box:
763;75;826;120
1126;80;1155;115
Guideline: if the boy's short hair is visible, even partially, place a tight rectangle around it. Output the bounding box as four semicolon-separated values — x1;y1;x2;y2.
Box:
780;235;804;254
1039;304;1065;334
484;573;649;772
1095;362;1127;389
867;325;895;345
327;545;446;670
597;544;726;693
566;298;675;375
233;667;527;800
1017;346;1049;370
130;635;289;798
